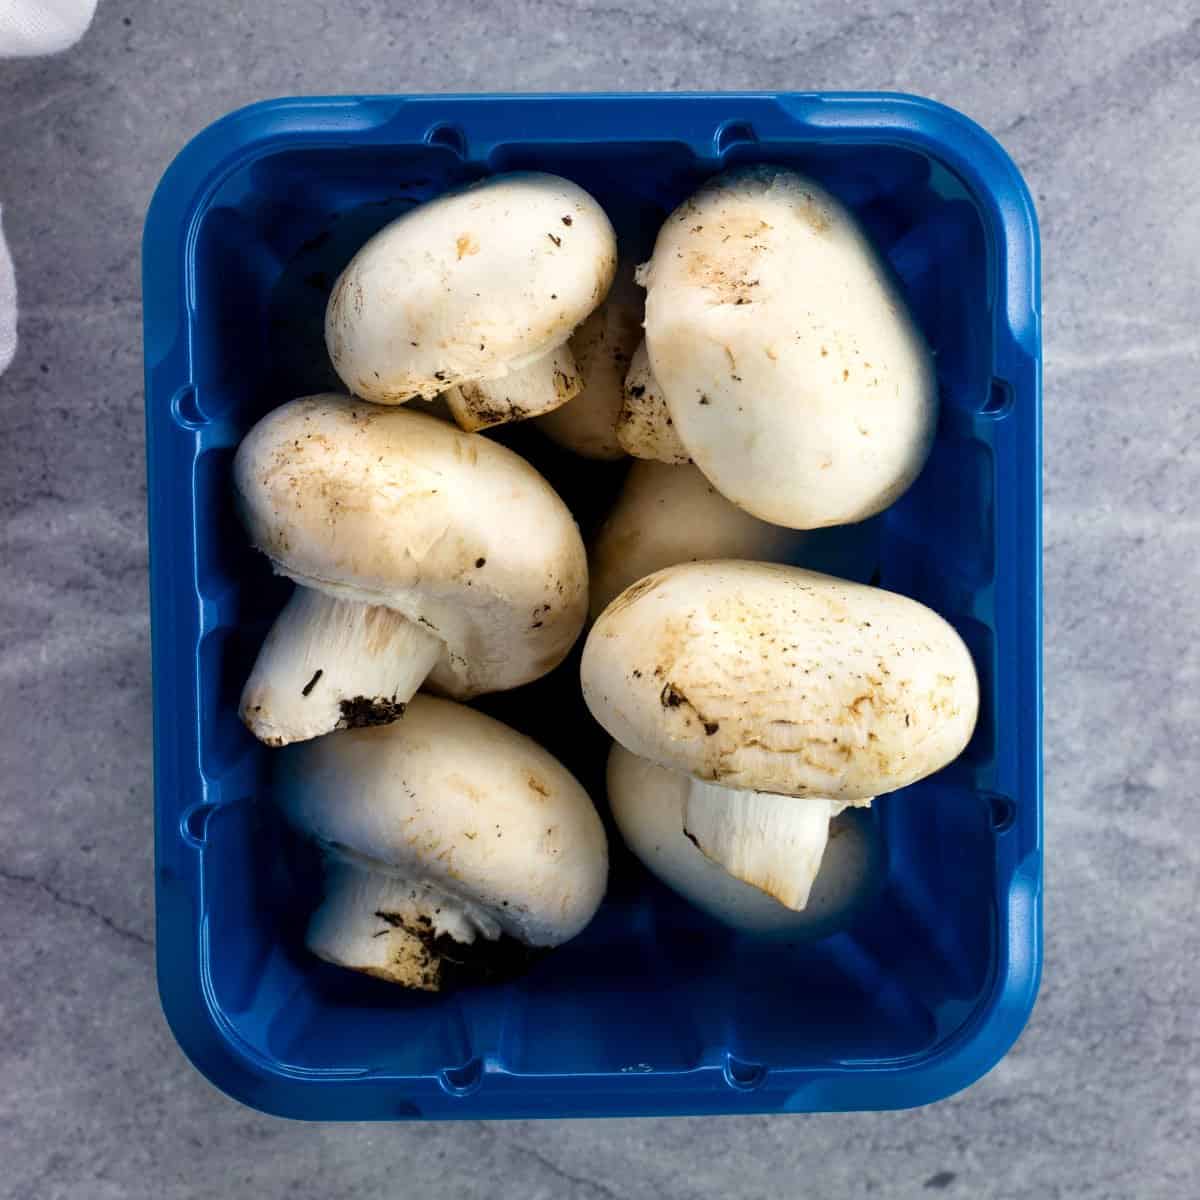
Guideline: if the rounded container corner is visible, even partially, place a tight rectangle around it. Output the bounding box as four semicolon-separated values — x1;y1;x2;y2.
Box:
142;95;396;368
840;91;1040;234
900;867;1044;1110
802;91;1042;364
153;936;301;1120
154;960;263;1117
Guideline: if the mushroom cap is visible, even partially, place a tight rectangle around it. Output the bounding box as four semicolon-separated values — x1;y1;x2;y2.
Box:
639;167;936;529
590;459;881;618
234;394;588;697
581;561;978;801
326;172;618;405
607;745;881;937
589;460;811;619
277;696;608;947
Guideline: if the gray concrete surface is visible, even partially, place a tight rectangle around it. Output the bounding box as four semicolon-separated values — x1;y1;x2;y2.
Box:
1;2;1197;1197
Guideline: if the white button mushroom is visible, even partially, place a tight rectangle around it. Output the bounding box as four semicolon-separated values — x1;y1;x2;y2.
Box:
615;340;690;464
589;458;871;620
584;560;978;798
581;560;977;907
325;173;617;431
637;167;937;528
608;745;881;937
277;696;608;990
234;394;588;746
535;264;643;460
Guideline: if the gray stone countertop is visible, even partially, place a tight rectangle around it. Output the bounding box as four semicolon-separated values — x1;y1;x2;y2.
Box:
0;2;1196;1197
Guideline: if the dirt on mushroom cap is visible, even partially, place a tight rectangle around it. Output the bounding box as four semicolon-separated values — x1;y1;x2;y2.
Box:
324;172;618;406
233;395;588;698
277;696;609;950
638;167;936;529
582;560;978;801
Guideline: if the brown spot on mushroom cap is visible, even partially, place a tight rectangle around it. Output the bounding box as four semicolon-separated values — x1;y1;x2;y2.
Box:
446;773;486;803
455;233;480;259
601;572;664;619
798;191;833;233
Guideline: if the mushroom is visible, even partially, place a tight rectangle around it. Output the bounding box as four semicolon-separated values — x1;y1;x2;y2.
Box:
615;341;690;463
325;172;617;430
277;695;608;990
234;394;587;746
581;561;977;906
637;166;936;528
589;459;880;619
535;262;643;460
608;745;881;936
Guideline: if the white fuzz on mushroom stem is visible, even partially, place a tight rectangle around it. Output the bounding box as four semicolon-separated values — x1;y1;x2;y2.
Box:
239;587;443;747
308;858;501;992
444;343;581;432
682;782;838;911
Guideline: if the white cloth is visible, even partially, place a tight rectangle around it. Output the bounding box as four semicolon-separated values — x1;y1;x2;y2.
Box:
0;207;15;374
0;0;98;374
0;0;96;57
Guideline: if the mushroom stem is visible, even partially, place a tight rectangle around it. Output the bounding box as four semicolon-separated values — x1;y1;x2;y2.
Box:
617;340;690;463
308;858;500;992
444;343;581;432
239;587;443;747
682;782;843;911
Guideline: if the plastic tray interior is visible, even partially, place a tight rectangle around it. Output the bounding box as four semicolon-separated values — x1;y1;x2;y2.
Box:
145;93;1042;1119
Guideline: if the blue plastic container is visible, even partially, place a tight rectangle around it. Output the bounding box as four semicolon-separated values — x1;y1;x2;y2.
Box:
144;92;1042;1120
